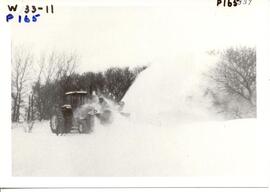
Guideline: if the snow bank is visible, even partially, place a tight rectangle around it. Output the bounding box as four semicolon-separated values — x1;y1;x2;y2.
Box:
12;118;256;176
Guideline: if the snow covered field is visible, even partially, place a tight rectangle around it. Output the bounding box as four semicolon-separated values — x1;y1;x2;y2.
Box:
12;117;256;176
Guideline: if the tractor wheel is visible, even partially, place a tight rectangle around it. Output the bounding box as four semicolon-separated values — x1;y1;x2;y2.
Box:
78;123;84;134
50;113;64;136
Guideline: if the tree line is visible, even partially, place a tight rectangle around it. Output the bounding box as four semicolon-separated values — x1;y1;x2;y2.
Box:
11;48;147;122
11;46;256;122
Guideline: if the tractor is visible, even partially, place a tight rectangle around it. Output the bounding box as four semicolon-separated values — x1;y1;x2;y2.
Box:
50;91;112;135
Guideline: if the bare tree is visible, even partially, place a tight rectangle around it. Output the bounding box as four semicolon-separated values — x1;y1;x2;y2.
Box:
32;51;78;120
11;47;33;122
208;47;256;118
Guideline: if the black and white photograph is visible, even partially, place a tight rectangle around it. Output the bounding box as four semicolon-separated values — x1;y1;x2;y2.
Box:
8;0;261;177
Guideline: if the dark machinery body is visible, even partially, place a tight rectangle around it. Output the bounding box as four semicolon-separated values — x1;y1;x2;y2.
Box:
50;91;107;135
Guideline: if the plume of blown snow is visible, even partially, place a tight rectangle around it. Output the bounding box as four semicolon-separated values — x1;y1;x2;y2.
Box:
122;52;220;126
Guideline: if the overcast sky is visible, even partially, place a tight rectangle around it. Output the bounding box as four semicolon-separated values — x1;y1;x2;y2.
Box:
11;0;258;73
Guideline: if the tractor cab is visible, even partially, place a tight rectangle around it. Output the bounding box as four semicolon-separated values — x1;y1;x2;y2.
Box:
64;91;88;110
